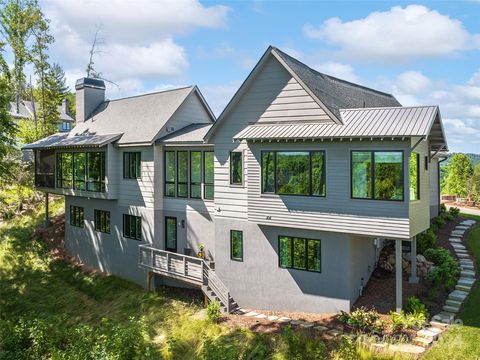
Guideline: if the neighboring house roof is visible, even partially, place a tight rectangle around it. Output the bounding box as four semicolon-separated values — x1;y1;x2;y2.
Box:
234;105;448;151
205;46;401;141
72;86;215;145
23;132;123;150
156;123;213;144
9;101;74;122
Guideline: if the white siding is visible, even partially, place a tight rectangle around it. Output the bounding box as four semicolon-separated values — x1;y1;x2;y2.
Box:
429;158;440;218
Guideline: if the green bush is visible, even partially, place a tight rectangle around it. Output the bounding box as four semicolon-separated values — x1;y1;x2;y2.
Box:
440;203;447;213
405;296;429;319
431;216;446;229
441;212;454;222
389;311;426;331
425;248;461;292
280;326;326;360
449;207;460;216
206;299;222;323
417;229;437;254
339;308;384;333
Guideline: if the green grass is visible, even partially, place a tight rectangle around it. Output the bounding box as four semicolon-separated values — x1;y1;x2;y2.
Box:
0;200;391;359
423;213;480;360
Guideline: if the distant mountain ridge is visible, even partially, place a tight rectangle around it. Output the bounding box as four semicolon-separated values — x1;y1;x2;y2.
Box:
441;153;480;167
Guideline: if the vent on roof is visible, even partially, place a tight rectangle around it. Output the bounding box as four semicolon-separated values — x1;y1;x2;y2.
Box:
166;126;175;133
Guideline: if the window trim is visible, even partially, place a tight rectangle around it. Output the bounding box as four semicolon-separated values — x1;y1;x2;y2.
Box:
278;235;321;273
123;214;142;241
229;151;244;186
230;230;243;262
69;205;84;228
260;150;326;197
165;216;177;252
123;152;141;179
350;150;405;202
94;209;111;234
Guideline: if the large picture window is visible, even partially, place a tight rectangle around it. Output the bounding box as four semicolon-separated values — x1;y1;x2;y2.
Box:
230;230;243;261
410;152;420;201
73;152;86;190
351;151;403;201
278;236;321;272
56;151;105;192
204;151;214;200
94;209;111;233
190;151;201;198
261;151;326;196
70;206;84;228
165;151;175;197
56;152;73;189
86;152;105;192
123;152;141;179
230;152;243;185
123;214;141;240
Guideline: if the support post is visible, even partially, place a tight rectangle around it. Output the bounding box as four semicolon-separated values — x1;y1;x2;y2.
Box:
44;192;51;228
395;239;403;312
409;236;419;284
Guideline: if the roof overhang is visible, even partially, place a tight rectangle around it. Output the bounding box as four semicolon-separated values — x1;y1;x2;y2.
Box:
22;133;123;150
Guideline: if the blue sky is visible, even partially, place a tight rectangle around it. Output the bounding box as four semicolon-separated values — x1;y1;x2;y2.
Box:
27;1;480;152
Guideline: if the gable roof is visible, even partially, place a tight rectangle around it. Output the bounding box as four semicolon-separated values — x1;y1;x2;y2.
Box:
72;86;215;145
233;105;448;151
9;100;74;122
156;123;213;144
205;46;401;141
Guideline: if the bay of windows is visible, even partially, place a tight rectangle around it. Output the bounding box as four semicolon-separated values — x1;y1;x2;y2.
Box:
410;152;420;201
278;236;321;272
56;151;105;192
351;151;403;201
164;150;214;200
261;150;326;197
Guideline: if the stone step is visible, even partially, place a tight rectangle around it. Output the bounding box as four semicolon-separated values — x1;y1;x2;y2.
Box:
458;278;476;287
413;336;433;347
456;284;472;292
277;317;291;323
457;253;471;259
417;329;440;341
432;312;455;324
456;225;470;230
461;270;476;278
425;326;444;335
451;231;465;237
449;238;462;243
461;264;474;271
452;244;466;250
460;259;474;265
313;325;328;332
429;321;449;330
446;299;463;308
443;305;460;313
449;290;468;301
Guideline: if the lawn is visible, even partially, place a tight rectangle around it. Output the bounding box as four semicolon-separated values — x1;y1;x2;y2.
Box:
423;213;480;360
0;201;392;360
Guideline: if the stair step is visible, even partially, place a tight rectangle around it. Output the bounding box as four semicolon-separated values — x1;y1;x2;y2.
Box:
461;264;474;271
446;299;462;307
456;284;472;292
429;321;449;329
458;278;476;286
417;329;439;341
449;290;469;301
413;336;433;347
443;305;460;313
461;270;476;278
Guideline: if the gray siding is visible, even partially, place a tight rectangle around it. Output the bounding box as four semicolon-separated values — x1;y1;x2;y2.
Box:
349;236;376;303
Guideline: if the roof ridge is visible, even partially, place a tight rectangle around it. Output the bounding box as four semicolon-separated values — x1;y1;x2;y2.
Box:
106;85;193;103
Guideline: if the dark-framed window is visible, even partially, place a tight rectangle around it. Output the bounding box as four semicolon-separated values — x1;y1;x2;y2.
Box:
123;214;141;240
56;152;73;189
86;152;105;192
261;150;326;196
230;151;243;185
70;205;84;228
123;152;141;179
56;151;105;192
204;151;214;200
351;150;404;201
73;152;86;190
410;152;420;201
164;151;175;197
278;236;321;272
177;151;188;198
230;230;243;261
165;217;177;252
190;151;202;199
424;155;429;171
94;209;111;233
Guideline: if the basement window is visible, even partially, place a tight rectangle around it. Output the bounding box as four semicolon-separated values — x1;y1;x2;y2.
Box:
70;206;84;228
278;236;321;273
123;214;142;240
230;230;243;261
94;209;111;234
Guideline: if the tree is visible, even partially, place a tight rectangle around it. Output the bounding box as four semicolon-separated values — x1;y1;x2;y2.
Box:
468;164;480;203
444;153;474;198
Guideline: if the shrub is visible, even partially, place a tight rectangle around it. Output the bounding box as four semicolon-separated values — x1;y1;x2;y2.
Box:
417;229;437;254
431;216;446;229
440;203;447;213
206;299;222;323
405;296;429;319
425;248;461;292
449;207;460;216
390;311;426;331
280;325;326;359
339;308;384;333
441;212;454;222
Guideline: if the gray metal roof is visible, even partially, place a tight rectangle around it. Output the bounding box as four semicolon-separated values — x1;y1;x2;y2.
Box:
272;47;401;120
22;132;123;150
9;101;74;122
73;86;204;145
233;105;447;150
157;123;213;144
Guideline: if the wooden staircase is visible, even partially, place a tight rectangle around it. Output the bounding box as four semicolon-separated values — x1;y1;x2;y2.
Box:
138;245;238;313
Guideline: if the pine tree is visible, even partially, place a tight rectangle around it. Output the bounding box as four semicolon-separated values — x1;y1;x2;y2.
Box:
444;154;474;198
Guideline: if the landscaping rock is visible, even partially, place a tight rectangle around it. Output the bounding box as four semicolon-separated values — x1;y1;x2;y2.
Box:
290;319;305;325
461;270;475;278
413;336;433;347
244;311;259;317
456;284;472;292
449;238;462;243
387;344;426;355
429;321;449;329
458;278;476;286
446;299;462;308
417;329;439;341
267;315;278;321
461;264;474;271
443;305;460;313
277;317;291;323
313;325;328;332
299;322;314;328
449;290;468;301
255;314;267;319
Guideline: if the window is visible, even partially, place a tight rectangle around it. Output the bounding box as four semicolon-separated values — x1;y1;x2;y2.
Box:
70;206;84;227
165;217;177;252
410;152;420;201
123;152;141;179
190;151;201;198
278;236;321;272
123;214;141;240
56;152;73;189
177;151;188;197
261;151;326;196
424;156;429;171
230;152;243;185
165;151;175;197
94;210;110;233
230;230;243;261
61;121;71;131
204;151;214;200
86;152;105;192
351;151;403;201
73;152;86;190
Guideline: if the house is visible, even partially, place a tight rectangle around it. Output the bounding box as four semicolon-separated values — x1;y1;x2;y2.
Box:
9;98;75;132
24;46;447;314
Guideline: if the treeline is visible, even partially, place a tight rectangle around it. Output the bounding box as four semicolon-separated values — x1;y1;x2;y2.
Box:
441;153;480;202
0;0;69;217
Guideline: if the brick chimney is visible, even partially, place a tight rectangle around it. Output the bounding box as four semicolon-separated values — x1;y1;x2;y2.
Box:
75;78;105;123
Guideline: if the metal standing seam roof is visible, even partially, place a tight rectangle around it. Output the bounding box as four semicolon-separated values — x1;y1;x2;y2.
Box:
233;106;440;140
22;133;123;150
156;123;213;144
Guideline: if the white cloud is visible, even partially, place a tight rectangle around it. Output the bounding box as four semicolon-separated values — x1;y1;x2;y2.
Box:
394;71;431;94
313;62;358;83
304;5;480;61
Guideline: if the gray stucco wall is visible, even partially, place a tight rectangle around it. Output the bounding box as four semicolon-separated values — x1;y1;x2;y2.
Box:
214;218;376;313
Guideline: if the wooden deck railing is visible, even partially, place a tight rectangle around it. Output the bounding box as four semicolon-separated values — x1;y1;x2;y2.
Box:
138;245;232;312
